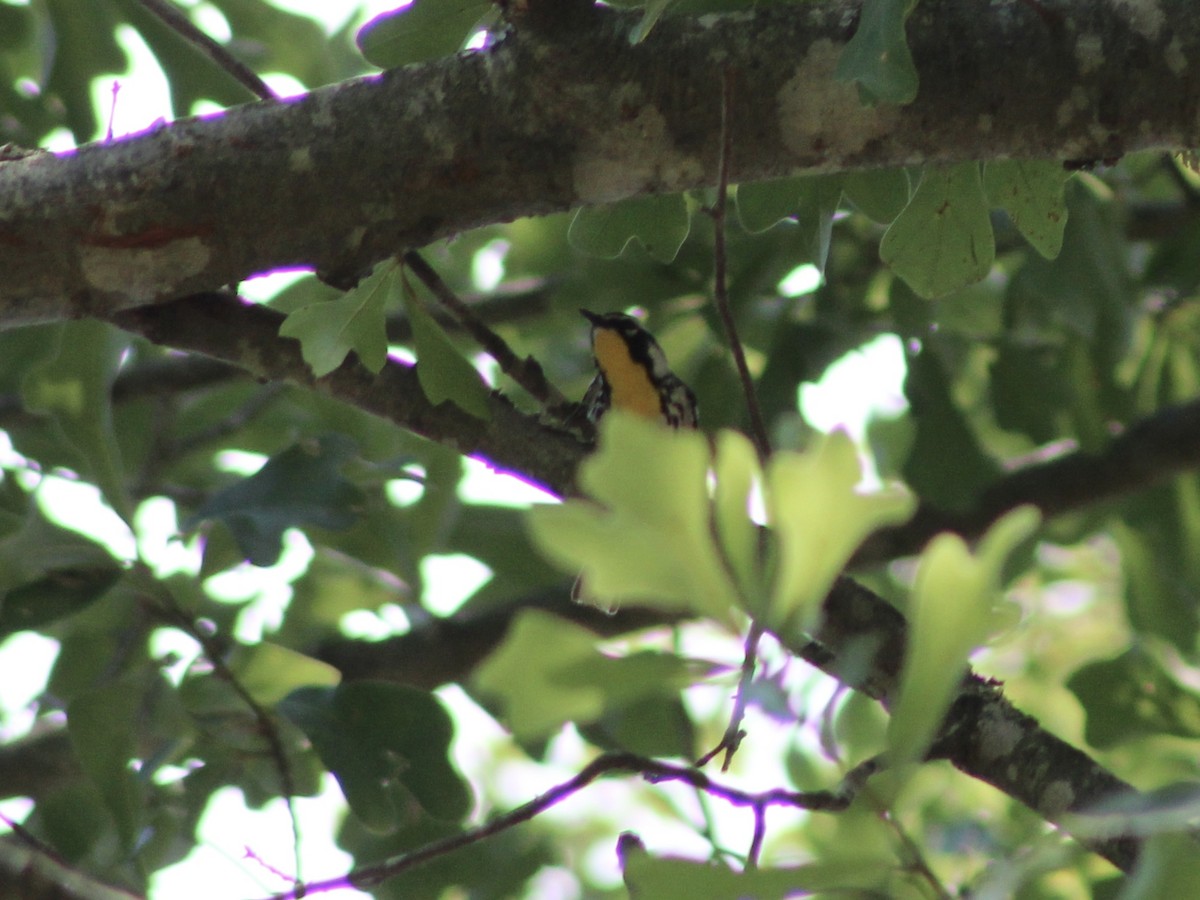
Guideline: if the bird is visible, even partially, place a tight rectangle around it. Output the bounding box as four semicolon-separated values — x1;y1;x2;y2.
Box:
572;310;698;606
579;309;698;430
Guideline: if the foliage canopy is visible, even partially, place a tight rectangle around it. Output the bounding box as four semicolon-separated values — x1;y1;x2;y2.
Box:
2;0;1200;898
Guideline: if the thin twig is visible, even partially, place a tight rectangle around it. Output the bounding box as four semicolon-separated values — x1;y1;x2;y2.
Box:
135;0;278;101
709;68;771;462
140;569;304;892
264;750;867;898
697;68;772;775
696;620;764;771
402;251;571;411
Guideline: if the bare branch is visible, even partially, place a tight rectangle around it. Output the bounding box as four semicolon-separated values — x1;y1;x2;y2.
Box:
262;750;871;898
402;251;570;411
135;0;278;101
5;0;1200;321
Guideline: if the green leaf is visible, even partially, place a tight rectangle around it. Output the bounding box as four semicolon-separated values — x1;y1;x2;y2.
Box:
881;163;996;298
902;345;1001;510
21;321;132;519
630;0;676;43
887;506;1040;766
527;413;742;622
621;841;895;898
834;0;919;106
474;608;701;742
67;676;145;848
227;641;341;706
278;682;471;831
357;0;493;68
279;264;390;377
843;167;911;223
1121;833;1200;900
984;160;1071;259
736;176;842;269
712;430;761;600
568;194;691;263
0;501;122;637
187;434;365;566
405;296;492;420
765;431;914;632
1067;648;1200;748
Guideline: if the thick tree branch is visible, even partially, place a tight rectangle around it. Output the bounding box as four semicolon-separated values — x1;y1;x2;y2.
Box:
108;293;585;497
3;0;1199;322
856;397;1200;563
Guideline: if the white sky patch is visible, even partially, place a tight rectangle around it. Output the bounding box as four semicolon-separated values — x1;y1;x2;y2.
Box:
339;602;411;640
241;269;312;303
458;456;559;506
214;449;269;475
151;778;367;900
386;465;426;507
799;333;908;440
472;239;510;292
0;632;58;740
35;476;137;560
777;262;823;297
136;496;202;577
203;529;314;642
149;627;204;687
95;26;173;139
421;554;492;616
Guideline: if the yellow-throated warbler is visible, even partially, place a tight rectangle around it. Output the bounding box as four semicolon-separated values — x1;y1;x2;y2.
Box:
579;309;699;429
572;310;698;607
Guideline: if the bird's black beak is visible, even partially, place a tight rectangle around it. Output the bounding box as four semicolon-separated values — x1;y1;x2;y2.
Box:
580;308;603;327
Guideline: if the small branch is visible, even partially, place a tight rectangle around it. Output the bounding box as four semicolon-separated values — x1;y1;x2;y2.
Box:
139;569;304;892
696;620;764;771
854;396;1200;564
108;292;587;498
402;251;570;412
135;0;278;101
698;69;772;772
264;751;868;898
709;68;772;462
0;836;142;900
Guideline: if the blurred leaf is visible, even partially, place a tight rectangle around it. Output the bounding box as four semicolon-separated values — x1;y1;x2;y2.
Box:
406;296;492;420
630;0;676;43
527;413;741;622
474;608;702;741
765;431;914;633
0;566;122;639
902;345;1001;510
712;430;761;600
579;694;696;758
843;167;910;223
737;176;841;269
1121;833;1200;900
834;0;919;105
357;0;493;68
279;681;471;831
1111;521;1199;653
67;675;145;848
569;194;691;263
41;0;125;140
280;264;390;377
621;840;895;897
888;506;1039;766
1068;648;1200;748
21;321;132;519
0;500;122;637
227;641;341;705
187;434;365;566
984;160;1071;259
881;163;995;298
